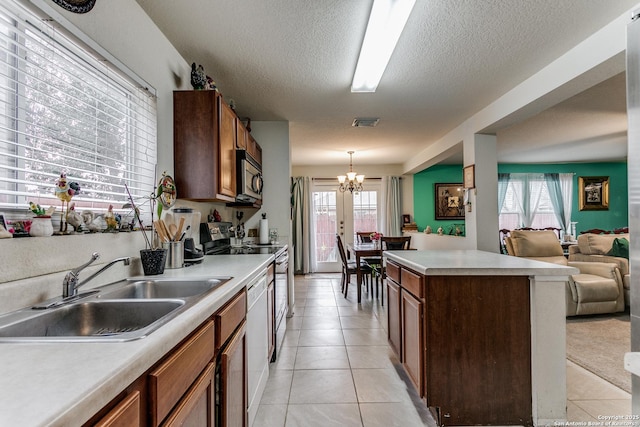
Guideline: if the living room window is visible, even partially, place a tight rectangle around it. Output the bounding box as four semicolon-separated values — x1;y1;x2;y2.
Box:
0;1;156;221
499;173;573;233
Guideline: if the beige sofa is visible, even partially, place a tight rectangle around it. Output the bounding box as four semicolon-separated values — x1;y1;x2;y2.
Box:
568;233;630;306
505;230;624;316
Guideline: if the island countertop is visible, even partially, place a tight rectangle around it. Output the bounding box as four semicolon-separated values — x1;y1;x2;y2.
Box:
384;249;579;276
0;254;273;427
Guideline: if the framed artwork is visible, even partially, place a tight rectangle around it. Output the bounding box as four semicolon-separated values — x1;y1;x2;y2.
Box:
463;165;475;189
578;176;609;211
402;214;411;224
435;183;465;220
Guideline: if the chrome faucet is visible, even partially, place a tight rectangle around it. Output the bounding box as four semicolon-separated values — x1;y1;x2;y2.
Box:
62;253;131;298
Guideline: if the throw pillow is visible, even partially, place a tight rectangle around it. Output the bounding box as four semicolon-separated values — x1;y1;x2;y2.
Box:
607;237;630;259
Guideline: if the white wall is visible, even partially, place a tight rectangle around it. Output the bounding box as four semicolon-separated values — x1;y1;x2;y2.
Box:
244;121;291;241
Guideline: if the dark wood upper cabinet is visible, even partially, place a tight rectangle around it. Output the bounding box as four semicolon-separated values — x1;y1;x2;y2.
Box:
173;91;236;202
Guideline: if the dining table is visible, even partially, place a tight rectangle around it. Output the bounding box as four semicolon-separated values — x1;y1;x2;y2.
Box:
346;242;382;303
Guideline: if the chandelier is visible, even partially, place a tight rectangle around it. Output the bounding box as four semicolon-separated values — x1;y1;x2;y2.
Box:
337;151;365;193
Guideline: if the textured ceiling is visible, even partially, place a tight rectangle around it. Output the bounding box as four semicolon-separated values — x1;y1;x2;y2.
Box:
135;0;637;168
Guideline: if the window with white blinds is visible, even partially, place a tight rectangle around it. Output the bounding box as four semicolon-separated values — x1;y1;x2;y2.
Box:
0;1;157;220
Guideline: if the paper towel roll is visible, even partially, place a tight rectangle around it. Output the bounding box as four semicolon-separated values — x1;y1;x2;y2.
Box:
259;218;269;244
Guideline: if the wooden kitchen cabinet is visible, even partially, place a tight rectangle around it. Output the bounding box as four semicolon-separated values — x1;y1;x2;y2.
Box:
385;257;533;426
235;118;262;167
401;289;424;397
235;117;247;150
219;321;246;427
93;391;141;427
173;90;236;202
246;133;262;167
218;98;237;198
386;278;401;358
386;260;425;396
162;363;215;427
214;288;247;427
149;320;216;427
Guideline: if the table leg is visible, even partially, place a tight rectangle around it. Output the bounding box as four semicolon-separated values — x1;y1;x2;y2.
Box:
356;253;362;303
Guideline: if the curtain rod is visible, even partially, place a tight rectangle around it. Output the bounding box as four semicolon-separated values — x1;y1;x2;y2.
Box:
311;177;400;181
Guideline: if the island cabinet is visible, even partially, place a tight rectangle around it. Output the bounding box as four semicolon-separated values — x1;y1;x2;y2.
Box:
385;259;533;426
173;90;236;202
385;262;424;396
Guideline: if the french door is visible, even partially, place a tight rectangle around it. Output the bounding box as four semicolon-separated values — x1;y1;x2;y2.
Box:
311;180;380;273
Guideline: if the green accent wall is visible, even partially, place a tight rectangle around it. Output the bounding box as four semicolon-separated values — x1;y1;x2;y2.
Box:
413;165;464;233
413;162;628;234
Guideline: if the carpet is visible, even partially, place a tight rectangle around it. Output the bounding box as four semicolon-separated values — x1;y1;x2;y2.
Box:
566;310;631;393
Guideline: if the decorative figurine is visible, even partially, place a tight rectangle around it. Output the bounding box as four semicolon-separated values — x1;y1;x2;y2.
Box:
190;63;207;90
437;226;444;236
105;204;118;231
66;203;84;233
54;172;80;234
425;225;432;234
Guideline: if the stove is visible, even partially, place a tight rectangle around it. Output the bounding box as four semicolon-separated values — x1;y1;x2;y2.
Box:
199;222;285;256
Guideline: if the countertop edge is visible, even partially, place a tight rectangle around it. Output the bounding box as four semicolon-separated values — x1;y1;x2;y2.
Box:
625;352;640;377
384;250;579;276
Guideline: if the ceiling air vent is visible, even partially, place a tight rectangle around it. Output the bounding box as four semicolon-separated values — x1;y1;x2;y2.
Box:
352;118;379;127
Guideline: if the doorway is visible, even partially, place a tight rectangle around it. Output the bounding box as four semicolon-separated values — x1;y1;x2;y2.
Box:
310;180;380;273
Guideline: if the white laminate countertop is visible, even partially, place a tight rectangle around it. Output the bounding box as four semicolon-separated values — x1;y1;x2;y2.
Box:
0;254;274;427
384;249;579;276
625;352;640;378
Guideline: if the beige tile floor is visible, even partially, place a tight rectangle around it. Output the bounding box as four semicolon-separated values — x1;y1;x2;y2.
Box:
254;274;631;426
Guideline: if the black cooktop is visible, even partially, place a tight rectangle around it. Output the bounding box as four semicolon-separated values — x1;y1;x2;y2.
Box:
229;244;285;255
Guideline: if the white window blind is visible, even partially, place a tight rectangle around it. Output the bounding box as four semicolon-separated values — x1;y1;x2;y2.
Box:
0;0;156;220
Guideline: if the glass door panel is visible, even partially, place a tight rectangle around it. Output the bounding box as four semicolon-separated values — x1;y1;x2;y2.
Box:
353;190;378;241
312;190;342;272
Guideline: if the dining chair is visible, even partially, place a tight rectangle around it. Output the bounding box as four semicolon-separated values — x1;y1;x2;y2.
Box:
356;231;375;243
371;236;413;304
381;236;411;250
336;234;373;298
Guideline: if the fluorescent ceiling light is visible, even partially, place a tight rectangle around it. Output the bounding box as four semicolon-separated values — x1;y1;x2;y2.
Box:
351;0;416;93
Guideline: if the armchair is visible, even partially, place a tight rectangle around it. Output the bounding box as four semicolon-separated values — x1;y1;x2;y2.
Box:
505;230;624;316
568;233;630;306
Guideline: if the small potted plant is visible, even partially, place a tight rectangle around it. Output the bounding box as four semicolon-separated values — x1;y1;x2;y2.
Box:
124;184;167;275
28;202;54;237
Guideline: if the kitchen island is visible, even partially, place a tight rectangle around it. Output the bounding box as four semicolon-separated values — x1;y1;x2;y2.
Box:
0;254;273;426
383;249;577;427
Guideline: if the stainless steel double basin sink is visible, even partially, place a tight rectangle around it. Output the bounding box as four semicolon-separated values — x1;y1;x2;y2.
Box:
0;277;231;343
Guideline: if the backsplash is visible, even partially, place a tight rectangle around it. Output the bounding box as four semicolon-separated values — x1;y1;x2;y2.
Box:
0;232;146;314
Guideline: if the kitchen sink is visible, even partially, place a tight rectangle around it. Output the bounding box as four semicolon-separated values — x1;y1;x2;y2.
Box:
99;277;230;300
0;299;185;342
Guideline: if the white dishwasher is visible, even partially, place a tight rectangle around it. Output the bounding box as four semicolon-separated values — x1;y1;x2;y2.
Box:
246;272;269;427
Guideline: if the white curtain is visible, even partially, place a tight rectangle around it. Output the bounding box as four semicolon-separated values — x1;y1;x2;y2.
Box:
291;177;312;274
560;173;573;233
380;176;402;236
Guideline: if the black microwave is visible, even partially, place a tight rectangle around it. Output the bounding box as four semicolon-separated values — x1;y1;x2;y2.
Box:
236;150;263;202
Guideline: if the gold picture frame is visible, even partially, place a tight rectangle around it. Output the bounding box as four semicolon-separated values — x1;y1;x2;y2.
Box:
463;165;475;189
578;176;609;211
